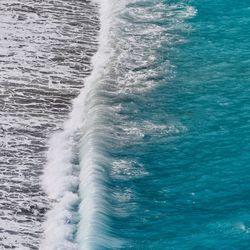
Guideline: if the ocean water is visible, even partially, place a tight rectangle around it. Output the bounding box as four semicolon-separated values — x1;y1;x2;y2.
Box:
2;0;250;249
42;0;250;249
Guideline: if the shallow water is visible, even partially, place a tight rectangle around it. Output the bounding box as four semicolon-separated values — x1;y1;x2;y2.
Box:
0;0;98;248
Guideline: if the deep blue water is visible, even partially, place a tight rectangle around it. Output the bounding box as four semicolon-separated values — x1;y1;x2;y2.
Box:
104;0;250;249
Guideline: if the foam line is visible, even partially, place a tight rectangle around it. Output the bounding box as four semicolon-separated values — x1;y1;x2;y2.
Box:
41;0;125;249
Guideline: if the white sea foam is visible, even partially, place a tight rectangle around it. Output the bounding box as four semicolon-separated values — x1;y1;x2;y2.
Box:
41;0;127;249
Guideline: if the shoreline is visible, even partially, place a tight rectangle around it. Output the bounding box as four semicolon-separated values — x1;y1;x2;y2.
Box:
0;1;99;248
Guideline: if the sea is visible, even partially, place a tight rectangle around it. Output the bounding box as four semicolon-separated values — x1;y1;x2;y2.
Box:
1;0;250;249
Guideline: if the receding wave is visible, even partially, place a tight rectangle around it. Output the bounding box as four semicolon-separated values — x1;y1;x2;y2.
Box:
0;0;98;249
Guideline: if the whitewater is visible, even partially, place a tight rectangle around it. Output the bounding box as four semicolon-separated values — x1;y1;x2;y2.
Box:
42;1;121;249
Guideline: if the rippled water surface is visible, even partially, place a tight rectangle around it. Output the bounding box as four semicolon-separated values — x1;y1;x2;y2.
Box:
2;0;250;249
0;1;98;248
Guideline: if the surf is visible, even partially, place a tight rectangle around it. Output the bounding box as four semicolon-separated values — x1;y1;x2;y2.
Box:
41;0;126;249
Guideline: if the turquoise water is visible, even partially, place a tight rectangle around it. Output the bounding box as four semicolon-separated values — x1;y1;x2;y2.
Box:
42;0;250;249
104;0;250;249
